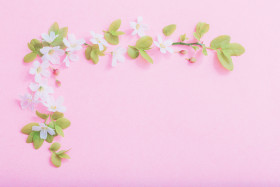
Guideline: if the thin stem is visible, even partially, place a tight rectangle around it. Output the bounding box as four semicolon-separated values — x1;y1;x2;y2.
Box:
172;42;203;46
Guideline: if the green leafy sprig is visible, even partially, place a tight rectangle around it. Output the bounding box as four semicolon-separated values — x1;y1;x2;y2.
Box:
49;142;70;167
104;19;125;45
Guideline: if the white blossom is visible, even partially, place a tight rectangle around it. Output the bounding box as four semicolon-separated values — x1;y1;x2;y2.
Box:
154;35;173;54
112;47;125;67
40;46;64;65
32;123;55;140
130;16;148;37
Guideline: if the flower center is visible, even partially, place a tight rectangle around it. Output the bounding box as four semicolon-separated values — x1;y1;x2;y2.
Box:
136;24;140;30
71;43;77;48
42;126;48;130
37;67;42;73
38;86;44;92
51;105;57;110
48;49;55;55
160;43;166;48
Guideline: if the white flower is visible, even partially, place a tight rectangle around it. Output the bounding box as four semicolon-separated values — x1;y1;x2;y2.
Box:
90;31;108;51
20;93;39;111
112;47;125;67
130;16;148;37
43;96;66;113
63;34;85;52
41;31;58;43
29;79;53;100
29;61;50;82
154;35;173;54
32;123;55;140
63;51;79;67
40;46;64;65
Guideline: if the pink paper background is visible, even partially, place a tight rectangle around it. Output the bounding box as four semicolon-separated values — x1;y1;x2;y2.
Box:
1;0;280;186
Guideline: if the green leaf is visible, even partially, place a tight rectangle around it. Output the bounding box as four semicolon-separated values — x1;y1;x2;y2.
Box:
55;118;71;129
191;46;199;51
52;112;64;120
111;31;125;36
30;39;43;51
33;132;44;149
139;50;153;64
85;46;92;60
59;27;68;38
210;35;231;49
223;43;245;56
180;34;186;42
21;123;39;135
194;22;209;40
58;153;71;159
202;45;208;56
26;132;35;143
135;36;153;50
90;49;99;64
55;125;64;137
109;19;121;32
49;22;59;34
51;152;61;167
217;49;233;71
28;43;35;51
104;32;119;45
162;24;176;36
23;52;37;63
46;135;54;143
49;142;61;152
127;46;139;59
51;36;64;47
36;110;49;120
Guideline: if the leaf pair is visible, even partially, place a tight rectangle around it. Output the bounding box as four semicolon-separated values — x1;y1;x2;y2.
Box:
104;19;125;45
21;123;43;149
210;35;245;71
127;36;153;63
24;39;43;63
49;142;70;167
85;44;106;64
162;24;176;36
48;22;68;48
193;22;209;41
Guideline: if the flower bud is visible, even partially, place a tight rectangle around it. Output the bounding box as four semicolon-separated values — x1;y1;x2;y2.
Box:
188;57;197;63
55;80;61;87
53;69;60;76
179;50;187;55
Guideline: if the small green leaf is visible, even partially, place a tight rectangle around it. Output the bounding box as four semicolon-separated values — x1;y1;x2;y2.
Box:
191;46;199;51
223;43;245;56
33;132;44;149
217;49;233;71
23;52;37;63
26;132;35;143
51;152;61;167
46;135;54;143
202;45;208;56
28;43;35;51
127;46;139;59
85;46;92;60
135;36;153;50
52;112;64;120
55;125;64;137
55;118;71;129
59;27;68;38
162;24;176;36
139;50;153;64
49;22;59;34
51;36;64;47
36;110;49;120
210;35;231;49
50;142;61;152
56;150;68;155
21;123;38;135
180;34;186;42
30;39;43;51
104;32;119;45
194;22;209;40
111;31;125;36
58;153;71;159
90;49;99;64
109;19;121;32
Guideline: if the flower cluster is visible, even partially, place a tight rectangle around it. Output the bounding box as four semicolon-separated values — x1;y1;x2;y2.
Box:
21;17;245;168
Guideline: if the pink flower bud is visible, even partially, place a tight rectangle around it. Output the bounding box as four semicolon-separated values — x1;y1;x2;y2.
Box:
55;80;61;87
179;50;187;55
188;57;197;63
53;69;60;76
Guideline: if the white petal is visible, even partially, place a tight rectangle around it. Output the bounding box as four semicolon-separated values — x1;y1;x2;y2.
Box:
130;22;137;29
137;16;143;23
98;44;104;51
40;47;50;55
69;53;79;61
40;129;47;139
47;127;55;135
29;83;39;92
160;48;167;54
32;126;42;131
157;35;163;43
63;38;71;48
166;47;174;54
41;33;50;42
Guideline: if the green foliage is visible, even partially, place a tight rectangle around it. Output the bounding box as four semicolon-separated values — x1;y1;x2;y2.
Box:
23;52;37;63
162;24;176;36
180;34;187;42
33;132;44;149
52;112;64;120
55;125;64;137
49;142;70;168
49;22;68;48
127;36;153;63
193;22;209;41
21;123;38;135
26;132;35;143
202;45;208;56
36;110;49;120
49;142;61;152
211;35;245;71
49;22;59;34
104;19;124;45
85;44;106;64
